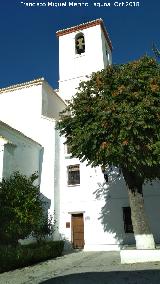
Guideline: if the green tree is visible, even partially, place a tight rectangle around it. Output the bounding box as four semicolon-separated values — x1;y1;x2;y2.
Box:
57;56;160;249
0;172;44;245
152;42;160;59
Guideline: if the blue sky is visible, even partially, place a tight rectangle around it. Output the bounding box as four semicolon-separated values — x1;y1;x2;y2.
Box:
0;0;159;89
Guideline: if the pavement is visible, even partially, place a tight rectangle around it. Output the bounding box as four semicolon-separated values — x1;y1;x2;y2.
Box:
0;251;160;283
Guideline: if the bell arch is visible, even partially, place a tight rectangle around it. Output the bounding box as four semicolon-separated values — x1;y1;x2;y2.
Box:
75;33;85;55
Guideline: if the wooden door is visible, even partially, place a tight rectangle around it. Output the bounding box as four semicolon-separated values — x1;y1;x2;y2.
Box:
72;213;84;249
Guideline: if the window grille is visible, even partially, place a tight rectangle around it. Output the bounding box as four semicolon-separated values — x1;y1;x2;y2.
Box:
67;164;80;185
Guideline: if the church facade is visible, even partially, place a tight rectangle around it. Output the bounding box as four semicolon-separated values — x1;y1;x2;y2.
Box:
0;19;159;250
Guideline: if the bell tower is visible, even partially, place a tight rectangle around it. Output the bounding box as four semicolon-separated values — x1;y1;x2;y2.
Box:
56;19;112;101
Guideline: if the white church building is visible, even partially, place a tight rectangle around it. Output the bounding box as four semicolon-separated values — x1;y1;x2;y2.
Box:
0;19;160;251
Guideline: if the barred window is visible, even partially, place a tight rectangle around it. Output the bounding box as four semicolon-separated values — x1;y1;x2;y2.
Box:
67;165;80;185
123;207;133;233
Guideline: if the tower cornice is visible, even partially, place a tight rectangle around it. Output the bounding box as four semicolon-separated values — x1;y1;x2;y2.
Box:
56;18;112;51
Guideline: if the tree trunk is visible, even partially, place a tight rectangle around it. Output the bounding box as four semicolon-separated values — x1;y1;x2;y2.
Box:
122;168;155;249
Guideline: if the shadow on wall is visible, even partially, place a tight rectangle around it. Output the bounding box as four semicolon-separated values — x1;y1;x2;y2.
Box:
39;147;44;185
93;168;135;246
40;270;160;284
40;192;51;212
38;147;52;214
62;237;74;253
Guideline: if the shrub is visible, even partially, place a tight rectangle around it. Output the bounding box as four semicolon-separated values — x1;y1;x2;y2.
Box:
0;241;64;273
32;213;57;243
0;172;45;245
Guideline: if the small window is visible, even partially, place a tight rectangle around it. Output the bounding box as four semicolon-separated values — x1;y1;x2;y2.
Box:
123;207;133;233
67;164;80;185
75;33;85;55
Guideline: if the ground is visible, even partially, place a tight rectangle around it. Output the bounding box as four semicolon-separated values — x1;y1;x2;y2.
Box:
1;251;160;283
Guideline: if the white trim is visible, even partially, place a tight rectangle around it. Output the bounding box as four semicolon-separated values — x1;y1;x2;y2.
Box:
41;115;56;122
0;78;44;94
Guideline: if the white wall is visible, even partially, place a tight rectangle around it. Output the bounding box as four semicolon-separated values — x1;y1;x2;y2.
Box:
0;84;42;136
59;24;112;101
0;81;66;215
42;82;65;120
0;138;7;181
0;123;41;180
143;181;160;243
59;148;160;250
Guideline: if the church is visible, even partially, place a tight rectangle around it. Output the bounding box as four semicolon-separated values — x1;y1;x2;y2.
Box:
0;19;159;251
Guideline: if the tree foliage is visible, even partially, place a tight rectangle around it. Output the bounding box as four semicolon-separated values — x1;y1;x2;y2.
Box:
58;56;160;182
152;42;160;59
0;172;45;245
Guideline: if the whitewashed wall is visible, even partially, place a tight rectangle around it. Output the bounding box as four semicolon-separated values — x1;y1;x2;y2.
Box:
59;153;160;250
0;80;66;214
0;122;41;180
59;24;111;101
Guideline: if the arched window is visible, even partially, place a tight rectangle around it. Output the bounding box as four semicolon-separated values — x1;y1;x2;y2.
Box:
75;33;85;55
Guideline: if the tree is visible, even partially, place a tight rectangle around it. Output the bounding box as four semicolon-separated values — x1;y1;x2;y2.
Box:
152;42;160;59
0;172;45;245
57;56;160;249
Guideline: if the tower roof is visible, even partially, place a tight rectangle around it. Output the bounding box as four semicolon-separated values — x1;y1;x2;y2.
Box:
56;18;112;51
